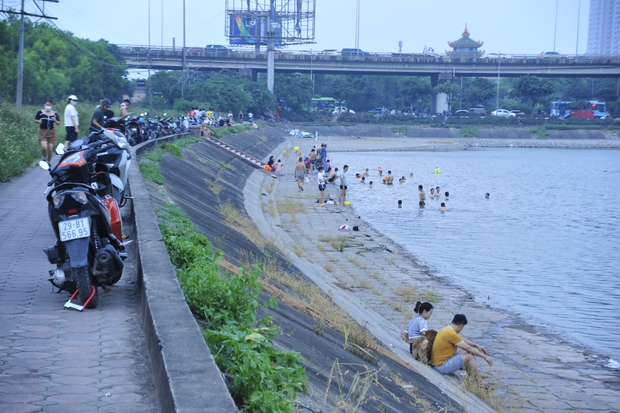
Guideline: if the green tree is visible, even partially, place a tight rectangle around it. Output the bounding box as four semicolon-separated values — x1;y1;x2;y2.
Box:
400;77;432;112
274;73;312;113
513;76;554;112
466;77;495;107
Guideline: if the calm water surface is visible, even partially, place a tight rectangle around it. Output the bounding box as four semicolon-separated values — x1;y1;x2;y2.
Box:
329;148;620;365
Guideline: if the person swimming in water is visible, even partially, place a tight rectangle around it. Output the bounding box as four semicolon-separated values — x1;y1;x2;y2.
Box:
444;191;450;201
485;193;490;199
439;202;448;211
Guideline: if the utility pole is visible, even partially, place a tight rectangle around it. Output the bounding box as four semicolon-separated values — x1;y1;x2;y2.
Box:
148;0;153;114
181;0;185;97
1;0;58;111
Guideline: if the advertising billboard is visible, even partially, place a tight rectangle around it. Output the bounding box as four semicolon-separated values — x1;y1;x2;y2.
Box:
229;15;282;46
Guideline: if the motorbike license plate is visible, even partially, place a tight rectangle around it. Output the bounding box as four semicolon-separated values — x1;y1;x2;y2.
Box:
58;218;91;242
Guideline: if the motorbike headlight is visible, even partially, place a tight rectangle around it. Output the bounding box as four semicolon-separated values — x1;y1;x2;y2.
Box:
52;194;66;208
70;191;88;204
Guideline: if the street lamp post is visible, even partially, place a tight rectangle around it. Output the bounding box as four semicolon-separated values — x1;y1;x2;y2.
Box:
496;52;501;112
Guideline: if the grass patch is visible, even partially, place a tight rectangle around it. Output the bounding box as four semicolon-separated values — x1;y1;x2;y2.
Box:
139;161;165;184
393;286;419;303
347;256;367;269
216;160;235;171
460;376;508;412
324;263;335;273
0;103;40;182
156;202;307;412
277;199;306;215
529;126;548;139
460;125;479;138
391;125;408;136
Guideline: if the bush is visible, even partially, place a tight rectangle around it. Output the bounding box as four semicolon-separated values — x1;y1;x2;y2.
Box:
0;104;41;182
157;202;307;412
460;126;478;138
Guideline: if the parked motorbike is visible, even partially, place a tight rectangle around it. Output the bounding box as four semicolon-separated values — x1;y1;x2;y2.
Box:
40;129;131;309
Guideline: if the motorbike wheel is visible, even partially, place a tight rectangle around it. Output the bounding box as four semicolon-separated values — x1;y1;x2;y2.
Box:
127;131;137;146
75;265;98;309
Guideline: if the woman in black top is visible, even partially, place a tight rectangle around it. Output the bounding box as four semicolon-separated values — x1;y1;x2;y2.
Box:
34;99;60;162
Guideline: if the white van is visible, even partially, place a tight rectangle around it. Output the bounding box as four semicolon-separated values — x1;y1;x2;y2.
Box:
468;106;486;116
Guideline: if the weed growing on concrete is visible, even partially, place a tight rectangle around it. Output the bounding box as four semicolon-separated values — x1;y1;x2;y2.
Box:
277;199;306;215
393;286;419;303
460;376;508;412
156;201;307;412
388;372;434;412
324;263;335;273
356;279;371;289
420;289;441;303
325;361;381;412
203;178;223;195
216;160;235;171
218;202;274;250
139;161;165;185
530;126;548;139
460;126;479;138
347;256;367;269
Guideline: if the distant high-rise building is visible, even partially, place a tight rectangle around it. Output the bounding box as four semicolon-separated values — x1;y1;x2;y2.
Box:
587;0;620;55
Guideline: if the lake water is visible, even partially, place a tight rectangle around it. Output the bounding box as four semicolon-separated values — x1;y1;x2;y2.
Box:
330;148;620;366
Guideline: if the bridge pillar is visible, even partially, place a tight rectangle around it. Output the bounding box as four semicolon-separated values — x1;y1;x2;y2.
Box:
238;69;258;82
431;73;453;114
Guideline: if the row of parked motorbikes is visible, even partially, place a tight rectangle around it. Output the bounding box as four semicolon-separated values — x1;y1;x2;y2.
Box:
39;115;188;310
105;113;189;147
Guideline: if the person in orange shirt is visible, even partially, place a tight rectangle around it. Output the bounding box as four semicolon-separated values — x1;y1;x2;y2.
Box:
431;314;492;384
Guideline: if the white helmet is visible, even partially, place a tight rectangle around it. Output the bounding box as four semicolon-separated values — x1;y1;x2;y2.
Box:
68;95;79;101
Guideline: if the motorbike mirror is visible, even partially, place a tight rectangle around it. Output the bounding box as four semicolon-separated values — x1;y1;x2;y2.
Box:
55;143;65;155
39;159;50;170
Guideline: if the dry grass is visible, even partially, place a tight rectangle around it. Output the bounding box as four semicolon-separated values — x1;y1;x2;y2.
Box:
393;285;419;303
392;301;405;313
328;255;340;263
356;279;371;289
460;375;510;412
368;272;383;282
291;243;307;259
203;178;223;195
317;244;327;252
388;372;434;412
324;263;335;273
218;202;275;250
246;256;377;350
277;198;306;215
347;256;367;269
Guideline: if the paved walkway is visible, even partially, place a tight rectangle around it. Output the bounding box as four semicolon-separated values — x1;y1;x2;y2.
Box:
0;163;158;413
246;136;620;413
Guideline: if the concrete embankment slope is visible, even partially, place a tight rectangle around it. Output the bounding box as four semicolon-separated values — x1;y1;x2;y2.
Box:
133;127;488;412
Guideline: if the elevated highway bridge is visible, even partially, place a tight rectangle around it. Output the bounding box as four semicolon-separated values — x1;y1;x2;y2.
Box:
119;46;620;81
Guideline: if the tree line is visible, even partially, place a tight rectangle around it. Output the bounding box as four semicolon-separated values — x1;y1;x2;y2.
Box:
1;16;617;116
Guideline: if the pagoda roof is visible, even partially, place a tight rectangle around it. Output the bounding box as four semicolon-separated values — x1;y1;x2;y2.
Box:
447;25;484;49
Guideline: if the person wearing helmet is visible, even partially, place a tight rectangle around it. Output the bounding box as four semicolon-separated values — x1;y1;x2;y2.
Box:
64;95;80;150
91;98;111;130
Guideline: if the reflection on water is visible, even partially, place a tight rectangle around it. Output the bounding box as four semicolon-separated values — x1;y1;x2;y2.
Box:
330;148;620;360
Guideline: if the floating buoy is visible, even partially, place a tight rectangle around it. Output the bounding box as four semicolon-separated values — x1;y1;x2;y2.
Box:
434;167;441;174
293;146;299;151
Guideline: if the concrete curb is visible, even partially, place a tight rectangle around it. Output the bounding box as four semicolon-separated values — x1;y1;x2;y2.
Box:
130;135;239;413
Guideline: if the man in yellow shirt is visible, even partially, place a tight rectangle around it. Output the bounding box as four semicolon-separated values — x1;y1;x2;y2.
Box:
431;314;492;383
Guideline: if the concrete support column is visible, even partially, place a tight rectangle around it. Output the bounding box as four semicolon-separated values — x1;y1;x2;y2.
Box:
430;73;453;114
238;68;258;82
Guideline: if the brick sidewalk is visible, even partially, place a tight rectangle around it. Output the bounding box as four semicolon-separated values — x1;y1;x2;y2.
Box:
0;164;158;413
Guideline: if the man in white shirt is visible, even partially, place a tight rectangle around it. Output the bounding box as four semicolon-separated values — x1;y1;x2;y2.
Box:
64;95;79;150
339;165;349;206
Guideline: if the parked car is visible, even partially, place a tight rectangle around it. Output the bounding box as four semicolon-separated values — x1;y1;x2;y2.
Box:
453;110;470;116
341;48;370;56
333;107;355;115
510;110;525;117
468;106;486;116
491;109;514;117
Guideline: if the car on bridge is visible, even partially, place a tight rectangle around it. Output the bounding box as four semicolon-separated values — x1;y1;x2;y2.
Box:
205;45;230;53
341;48;370;56
540;51;561;58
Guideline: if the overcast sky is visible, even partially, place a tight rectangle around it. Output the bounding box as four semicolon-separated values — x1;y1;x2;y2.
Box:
15;0;589;56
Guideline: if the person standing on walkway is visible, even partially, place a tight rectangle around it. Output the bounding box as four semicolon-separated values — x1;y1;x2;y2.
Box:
320;144;327;164
64;95;79;150
35;99;60;163
317;165;326;206
295;157;306;191
339;165;349;206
